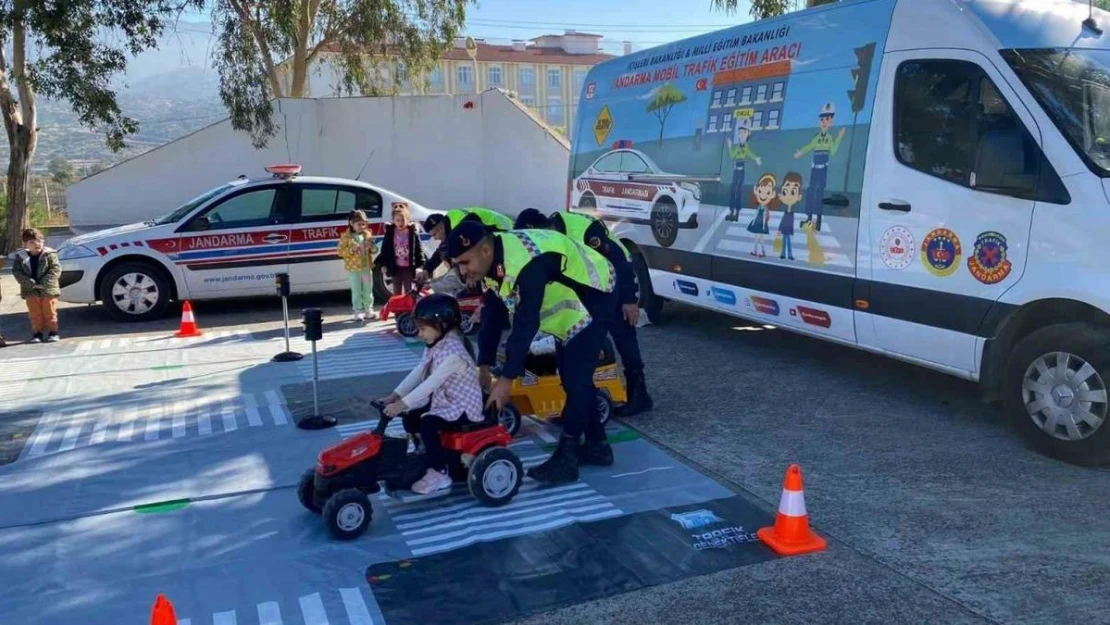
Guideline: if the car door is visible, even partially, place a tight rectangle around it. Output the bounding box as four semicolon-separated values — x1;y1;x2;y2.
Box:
177;184;293;296
860;50;1065;374
287;183;385;293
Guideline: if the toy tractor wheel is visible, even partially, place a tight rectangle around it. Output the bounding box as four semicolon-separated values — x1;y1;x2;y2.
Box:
322;489;373;540
597;389;615;426
297;469;321;514
497;404;523;436
460;313;479;336
468;447;523;507
396;312;419;337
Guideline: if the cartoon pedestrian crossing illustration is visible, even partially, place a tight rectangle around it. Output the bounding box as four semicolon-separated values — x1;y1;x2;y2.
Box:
716;209;853;268
18;391;292;461
175;587;376;625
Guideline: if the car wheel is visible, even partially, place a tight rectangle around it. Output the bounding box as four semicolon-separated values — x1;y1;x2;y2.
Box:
395;313;419;337
578;194;596;210
461;313;479;336
1004;322;1110;466
99;261;172;322
650;199;679;248
297;469;321;514
467;447;523;507
597;389;614;426
322;489;373;540
372;267;393;305
497;403;523;436
632;252;664;324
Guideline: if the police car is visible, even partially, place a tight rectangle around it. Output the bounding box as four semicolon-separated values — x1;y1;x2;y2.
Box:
56;165;440;321
570;140;709;248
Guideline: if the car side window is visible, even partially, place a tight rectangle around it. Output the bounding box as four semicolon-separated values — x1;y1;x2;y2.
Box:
592;153;623;173
188;188;283;231
620;153;652;174
299;187;383;223
894;59;1069;204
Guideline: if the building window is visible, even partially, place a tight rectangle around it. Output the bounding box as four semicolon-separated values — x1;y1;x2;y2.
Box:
429;66;443;92
520;67;535;88
396;62;409;89
722;115;733;132
521;95;536;108
546;95;563;125
771;82;785;102
767;109;781;129
756;85;768;103
487;66;502;87
711;91;723;108
752;111;764;129
548;68;561;89
725;88;737;107
573;68;588;92
708;115;719;132
457;65;473;87
741;86;753;104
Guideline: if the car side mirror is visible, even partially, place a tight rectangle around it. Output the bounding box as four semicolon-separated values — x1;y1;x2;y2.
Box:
192;216;211;231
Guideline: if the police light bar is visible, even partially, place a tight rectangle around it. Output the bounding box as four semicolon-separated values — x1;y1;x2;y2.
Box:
611;140;633;150
265;164;302;179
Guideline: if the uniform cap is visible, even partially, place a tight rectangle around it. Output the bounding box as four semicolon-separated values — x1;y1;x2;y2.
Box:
446;220;488;259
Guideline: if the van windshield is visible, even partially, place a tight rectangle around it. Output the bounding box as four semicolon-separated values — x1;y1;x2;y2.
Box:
151;183;234;226
1002;48;1110;177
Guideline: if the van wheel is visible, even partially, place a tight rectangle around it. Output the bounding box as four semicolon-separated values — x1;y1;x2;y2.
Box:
632;252;663;324
372;267;393;305
650;199;679;248
99;262;172;322
1004;323;1110;466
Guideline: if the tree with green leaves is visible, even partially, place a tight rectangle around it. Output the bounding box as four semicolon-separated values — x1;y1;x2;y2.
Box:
647;83;688;147
209;0;471;148
711;0;836;19
48;157;73;187
0;1;201;254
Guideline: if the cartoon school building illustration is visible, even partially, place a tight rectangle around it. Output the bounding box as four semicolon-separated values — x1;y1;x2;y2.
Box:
704;60;792;136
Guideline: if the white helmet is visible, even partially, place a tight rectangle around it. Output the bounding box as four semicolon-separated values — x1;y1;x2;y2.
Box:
820;102;836;117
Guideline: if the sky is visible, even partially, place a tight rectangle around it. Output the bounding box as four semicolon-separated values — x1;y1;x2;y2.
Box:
130;0;762;78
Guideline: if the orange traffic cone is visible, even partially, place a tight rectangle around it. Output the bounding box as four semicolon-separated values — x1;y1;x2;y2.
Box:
174;301;203;338
757;464;827;556
150;594;177;625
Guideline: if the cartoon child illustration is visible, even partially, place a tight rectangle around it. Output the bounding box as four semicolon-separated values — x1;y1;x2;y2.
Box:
793;102;847;232
725;117;762;222
746;173;780;258
778;172;804;261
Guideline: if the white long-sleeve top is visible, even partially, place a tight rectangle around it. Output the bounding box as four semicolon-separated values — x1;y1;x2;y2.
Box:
393;352;469;410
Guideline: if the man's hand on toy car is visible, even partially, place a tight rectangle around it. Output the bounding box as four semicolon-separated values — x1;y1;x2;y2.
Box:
478;366;493;391
622;303;640;326
384;400;408;417
485;378;511;411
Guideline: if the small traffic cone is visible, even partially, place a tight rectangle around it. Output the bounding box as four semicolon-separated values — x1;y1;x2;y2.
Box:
150;594;177;625
757;464;827;556
174;301;203;338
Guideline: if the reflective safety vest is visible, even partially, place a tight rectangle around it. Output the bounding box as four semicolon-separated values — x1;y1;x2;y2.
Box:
446;207;514;232
558;211;631;261
494;230;615;342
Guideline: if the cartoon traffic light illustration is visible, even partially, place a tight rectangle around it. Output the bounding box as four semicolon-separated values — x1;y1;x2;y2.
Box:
842;42;877;195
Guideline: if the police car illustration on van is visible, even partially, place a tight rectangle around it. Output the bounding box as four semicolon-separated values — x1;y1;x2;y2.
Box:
56;165;439;322
569;0;1110;466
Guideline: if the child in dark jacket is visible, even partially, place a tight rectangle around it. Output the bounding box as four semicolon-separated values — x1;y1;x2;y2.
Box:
375;204;426;295
12;228;62;343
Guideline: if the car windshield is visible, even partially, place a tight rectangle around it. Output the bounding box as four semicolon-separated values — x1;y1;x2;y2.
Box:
151;183;235;225
1002;48;1110;177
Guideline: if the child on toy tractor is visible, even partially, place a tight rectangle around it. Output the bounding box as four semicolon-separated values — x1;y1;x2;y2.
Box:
377;292;485;494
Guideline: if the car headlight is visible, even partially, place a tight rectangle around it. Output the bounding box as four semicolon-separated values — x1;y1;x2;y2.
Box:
679;182;701;201
58;244;98;261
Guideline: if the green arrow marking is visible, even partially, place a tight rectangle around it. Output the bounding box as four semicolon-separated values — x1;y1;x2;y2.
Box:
150;365;186;371
133;498;191;514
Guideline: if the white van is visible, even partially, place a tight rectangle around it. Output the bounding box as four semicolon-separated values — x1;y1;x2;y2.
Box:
56;165;440;321
569;0;1110;466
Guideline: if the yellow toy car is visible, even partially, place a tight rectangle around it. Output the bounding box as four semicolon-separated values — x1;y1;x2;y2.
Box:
491;336;628;436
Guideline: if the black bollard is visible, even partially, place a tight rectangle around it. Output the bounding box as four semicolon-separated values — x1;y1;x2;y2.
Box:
296;307;337;430
272;273;304;362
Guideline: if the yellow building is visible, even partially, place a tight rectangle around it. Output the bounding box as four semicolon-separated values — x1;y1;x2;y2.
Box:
282;31;616;136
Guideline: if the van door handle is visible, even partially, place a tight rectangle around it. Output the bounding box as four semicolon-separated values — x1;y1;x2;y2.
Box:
822;194;850;207
878;201;911;212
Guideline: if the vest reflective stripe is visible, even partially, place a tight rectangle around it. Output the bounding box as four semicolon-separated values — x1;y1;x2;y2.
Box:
496;230;614;342
447;207;513;231
560;211;631;261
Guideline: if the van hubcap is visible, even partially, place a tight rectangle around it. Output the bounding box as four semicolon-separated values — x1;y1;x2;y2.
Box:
1022;352;1107;442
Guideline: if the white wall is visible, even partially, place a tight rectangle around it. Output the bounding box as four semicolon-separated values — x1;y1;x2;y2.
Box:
66;90;570;229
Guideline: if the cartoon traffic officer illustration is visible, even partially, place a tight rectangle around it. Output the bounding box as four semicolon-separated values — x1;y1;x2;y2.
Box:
793;103;846;232
725;116;761;222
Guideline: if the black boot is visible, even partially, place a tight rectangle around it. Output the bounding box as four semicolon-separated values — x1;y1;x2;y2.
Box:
579;420;613;467
616;370;654;417
527;434;580;484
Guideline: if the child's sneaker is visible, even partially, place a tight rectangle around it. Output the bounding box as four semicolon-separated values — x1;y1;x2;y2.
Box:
354;312;365;322
46;332;60;343
411;468;451;495
29;333;43;344
0;336;6;348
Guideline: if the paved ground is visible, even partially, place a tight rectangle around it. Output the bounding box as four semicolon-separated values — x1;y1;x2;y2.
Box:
1;273;1108;625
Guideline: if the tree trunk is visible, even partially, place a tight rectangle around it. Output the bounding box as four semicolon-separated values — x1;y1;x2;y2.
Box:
290;55;308;97
4;138;32;254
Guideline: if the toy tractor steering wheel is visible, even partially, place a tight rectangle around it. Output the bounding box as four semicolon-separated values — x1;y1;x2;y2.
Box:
369;399;393;435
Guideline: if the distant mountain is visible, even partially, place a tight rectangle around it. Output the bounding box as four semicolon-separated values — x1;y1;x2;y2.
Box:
122;66;221;101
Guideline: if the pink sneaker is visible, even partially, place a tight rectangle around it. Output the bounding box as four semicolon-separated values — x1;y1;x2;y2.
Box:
412;468;451;494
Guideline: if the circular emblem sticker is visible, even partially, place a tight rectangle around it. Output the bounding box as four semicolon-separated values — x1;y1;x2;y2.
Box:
879;226;915;270
921;228;962;277
967;231;1012;284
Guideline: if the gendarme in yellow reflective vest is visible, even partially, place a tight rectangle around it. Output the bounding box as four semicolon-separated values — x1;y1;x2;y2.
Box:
558;211;631;260
494;230;615;342
446;207;514;231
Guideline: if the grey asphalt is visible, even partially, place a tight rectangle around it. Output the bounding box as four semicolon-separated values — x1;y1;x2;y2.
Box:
2;274;1108;625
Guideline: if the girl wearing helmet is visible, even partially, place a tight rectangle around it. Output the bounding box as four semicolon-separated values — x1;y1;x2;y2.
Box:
379;293;484;494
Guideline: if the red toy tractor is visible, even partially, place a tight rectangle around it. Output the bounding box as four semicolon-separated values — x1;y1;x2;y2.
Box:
298;400;524;540
379;280;482;337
